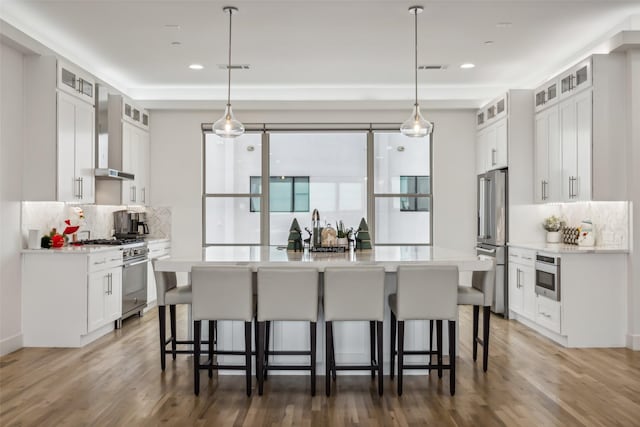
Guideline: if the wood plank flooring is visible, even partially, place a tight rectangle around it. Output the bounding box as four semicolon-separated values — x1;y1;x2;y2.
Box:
1;306;639;426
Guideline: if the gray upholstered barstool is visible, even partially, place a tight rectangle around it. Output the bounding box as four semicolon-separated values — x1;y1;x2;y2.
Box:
457;263;495;372
389;265;459;396
153;262;215;371
256;267;319;396
191;266;255;396
324;266;385;396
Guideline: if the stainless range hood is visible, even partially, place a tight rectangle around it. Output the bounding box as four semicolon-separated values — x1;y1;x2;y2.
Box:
95;83;134;181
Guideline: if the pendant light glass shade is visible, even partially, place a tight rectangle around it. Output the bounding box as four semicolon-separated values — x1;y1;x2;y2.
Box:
401;6;432;138
215;6;244;139
401;104;433;137
213;104;245;138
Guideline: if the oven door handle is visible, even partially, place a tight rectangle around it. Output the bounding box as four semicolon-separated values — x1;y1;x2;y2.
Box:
124;259;149;267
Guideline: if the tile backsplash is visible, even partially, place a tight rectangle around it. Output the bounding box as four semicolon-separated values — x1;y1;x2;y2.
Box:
21;202;172;246
509;201;631;248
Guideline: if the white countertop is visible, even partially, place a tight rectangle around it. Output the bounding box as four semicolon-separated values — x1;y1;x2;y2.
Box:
155;245;493;273
508;242;629;254
22;245;124;255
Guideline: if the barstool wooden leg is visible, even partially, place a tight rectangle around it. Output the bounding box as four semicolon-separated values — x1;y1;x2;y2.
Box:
325;321;332;396
264;321;271;381
376;320;383;396
390;311;396;380
397;320;405;396
483;306;490;372
194;320;201;396
436;320;443;379
158;305;166;371
330;329;337;381
169;305;177;360
208;320;215;378
472;305;480;362
449;320;456;396
428;320;434;373
257;321;265;396
244;321;252;397
254;316;259;381
369;321;376;379
310;321;317;397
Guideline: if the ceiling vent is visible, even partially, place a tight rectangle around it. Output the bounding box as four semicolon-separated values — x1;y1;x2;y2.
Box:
217;64;250;70
418;65;447;70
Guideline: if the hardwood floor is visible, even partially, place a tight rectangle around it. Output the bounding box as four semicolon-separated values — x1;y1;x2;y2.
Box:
1;306;639;426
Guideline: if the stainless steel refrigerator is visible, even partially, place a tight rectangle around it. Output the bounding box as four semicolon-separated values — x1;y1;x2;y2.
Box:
476;169;508;316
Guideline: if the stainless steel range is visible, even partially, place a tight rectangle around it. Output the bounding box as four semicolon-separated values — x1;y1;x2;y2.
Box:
119;241;148;326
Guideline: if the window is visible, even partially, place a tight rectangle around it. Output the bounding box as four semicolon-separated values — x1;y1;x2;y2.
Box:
250;176;310;212
400;176;431;211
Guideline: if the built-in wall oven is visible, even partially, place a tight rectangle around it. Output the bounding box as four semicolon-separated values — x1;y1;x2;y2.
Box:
535;253;561;301
118;242;148;327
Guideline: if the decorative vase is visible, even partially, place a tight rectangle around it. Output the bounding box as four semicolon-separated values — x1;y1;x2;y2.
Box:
337;237;348;248
546;231;561;243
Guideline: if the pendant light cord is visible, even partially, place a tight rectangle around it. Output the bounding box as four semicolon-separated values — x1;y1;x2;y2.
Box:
413;8;418;109
226;8;233;108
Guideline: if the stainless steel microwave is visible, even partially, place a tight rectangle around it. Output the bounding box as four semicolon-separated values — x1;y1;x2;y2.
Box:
535;254;561;301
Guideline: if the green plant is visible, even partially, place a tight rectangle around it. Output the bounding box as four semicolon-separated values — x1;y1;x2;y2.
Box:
542;215;564;232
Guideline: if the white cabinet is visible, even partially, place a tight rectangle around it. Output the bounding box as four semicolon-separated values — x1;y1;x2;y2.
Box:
534;80;559;112
57;92;95;203
534;105;561;203
57;61;95;104
535;296;561;334
533;53;626;203
508;248;536;320
560;89;592;201
22;248;123;347
23;56;95;202
476;117;507;173
88;267;122;332
96;95;150;206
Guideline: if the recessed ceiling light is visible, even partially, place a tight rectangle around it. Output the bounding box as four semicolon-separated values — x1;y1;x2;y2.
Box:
189;64;204;70
496;22;512;28
460;63;476;69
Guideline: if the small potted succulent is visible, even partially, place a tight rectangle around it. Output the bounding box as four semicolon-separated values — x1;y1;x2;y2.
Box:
542;215;564;243
336;220;349;248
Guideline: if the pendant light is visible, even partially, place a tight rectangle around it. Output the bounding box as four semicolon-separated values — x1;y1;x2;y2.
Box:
213;6;245;138
400;6;433;138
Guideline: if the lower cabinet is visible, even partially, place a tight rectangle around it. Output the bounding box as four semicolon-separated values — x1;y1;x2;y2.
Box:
508;249;536;321
88;267;122;333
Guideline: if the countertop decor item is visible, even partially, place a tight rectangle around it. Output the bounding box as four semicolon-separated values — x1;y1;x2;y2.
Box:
543;215;564;243
212;6;244;139
400;6;433;138
577;219;595;247
336;220;349;248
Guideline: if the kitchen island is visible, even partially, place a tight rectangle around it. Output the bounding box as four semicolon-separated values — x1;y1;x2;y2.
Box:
155;246;492;375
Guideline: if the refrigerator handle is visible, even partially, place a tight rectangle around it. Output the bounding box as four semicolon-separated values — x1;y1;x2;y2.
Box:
484;178;492;240
478;177;486;239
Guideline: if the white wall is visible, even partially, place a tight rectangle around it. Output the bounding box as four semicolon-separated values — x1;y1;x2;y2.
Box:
0;42;25;355
150;108;477;258
627;49;640;350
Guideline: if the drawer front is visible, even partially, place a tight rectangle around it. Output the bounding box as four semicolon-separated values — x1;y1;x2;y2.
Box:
89;250;123;273
148;242;171;260
536;296;561;334
509;248;535;267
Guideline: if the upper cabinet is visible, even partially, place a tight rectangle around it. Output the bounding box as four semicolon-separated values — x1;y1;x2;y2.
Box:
23;57;95;203
533;54;626;203
476;94;509;173
95;93;150;206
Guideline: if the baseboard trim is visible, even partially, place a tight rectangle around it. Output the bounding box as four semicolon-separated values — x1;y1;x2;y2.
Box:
626;334;640;350
0;333;23;356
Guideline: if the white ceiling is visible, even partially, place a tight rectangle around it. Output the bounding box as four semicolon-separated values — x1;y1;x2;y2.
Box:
2;0;640;109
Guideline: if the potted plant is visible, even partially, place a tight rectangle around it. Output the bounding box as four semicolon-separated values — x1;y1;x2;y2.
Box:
542;215;564;243
336;220;349;248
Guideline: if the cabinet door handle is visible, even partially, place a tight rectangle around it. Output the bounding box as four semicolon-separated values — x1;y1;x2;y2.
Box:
516;268;521;288
142;187;146;204
80;177;84;199
75;177;82;199
543;180;548;200
133;185;137;203
491;149;497;166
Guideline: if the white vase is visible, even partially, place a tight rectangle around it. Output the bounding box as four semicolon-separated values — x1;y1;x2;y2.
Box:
337;237;348;248
546;231;561;243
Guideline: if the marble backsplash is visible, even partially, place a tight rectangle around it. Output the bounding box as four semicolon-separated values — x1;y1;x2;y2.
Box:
21;202;171;246
509;201;631;248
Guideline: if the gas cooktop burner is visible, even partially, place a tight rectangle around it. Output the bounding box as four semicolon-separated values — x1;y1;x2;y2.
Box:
82;238;145;246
